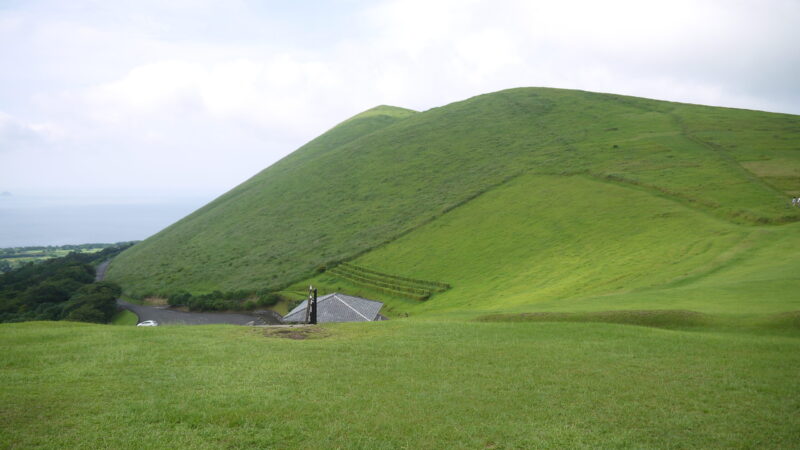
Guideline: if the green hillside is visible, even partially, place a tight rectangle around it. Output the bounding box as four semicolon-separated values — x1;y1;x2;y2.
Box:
305;174;800;318
108;88;800;312
5;88;800;448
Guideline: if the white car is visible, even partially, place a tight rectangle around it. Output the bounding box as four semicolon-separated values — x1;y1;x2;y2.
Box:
136;320;158;327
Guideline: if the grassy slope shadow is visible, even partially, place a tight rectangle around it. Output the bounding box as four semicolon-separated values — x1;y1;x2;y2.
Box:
478;309;800;336
477;310;714;330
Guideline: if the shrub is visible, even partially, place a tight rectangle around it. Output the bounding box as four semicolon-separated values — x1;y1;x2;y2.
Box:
23;282;73;305
168;291;192;307
285;298;303;312
65;304;106;323
257;292;281;307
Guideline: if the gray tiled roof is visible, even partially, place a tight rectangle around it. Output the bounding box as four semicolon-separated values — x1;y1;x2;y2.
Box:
283;293;384;323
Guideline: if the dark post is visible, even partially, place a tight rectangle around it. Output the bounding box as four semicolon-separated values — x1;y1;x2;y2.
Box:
305;285;312;324
310;288;318;324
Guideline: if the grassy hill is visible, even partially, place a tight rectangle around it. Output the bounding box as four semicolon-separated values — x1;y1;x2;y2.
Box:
303;174;800;319
108;88;800;310
5;88;800;448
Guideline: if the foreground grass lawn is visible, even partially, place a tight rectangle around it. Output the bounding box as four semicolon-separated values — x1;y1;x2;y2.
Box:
1;320;798;448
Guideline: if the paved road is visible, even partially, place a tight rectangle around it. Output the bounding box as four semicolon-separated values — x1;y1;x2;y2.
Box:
95;260;111;282
100;262;282;326
117;299;282;326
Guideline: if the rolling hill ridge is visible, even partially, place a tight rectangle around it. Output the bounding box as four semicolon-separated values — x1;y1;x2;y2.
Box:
107;87;800;316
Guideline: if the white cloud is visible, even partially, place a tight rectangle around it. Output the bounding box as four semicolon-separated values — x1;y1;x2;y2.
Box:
1;0;798;195
0;112;48;152
358;0;800;111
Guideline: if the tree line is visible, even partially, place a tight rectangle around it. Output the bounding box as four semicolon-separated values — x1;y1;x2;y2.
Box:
0;244;133;323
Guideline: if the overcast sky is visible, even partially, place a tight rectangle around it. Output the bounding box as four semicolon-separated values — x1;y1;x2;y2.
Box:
1;0;799;200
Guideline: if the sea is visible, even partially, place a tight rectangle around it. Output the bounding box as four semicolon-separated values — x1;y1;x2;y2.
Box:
0;192;213;248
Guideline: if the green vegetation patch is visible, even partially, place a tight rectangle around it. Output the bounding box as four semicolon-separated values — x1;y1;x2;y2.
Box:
1;320;799;448
110;309;138;326
166;289;282;312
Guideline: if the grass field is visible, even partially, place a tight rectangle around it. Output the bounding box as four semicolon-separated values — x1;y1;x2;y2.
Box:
1;320;798;448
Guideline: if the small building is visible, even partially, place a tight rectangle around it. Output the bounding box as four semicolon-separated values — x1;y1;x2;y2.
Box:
283;292;385;323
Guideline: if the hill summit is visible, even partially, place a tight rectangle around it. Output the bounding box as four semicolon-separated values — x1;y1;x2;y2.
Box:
107;87;800;314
